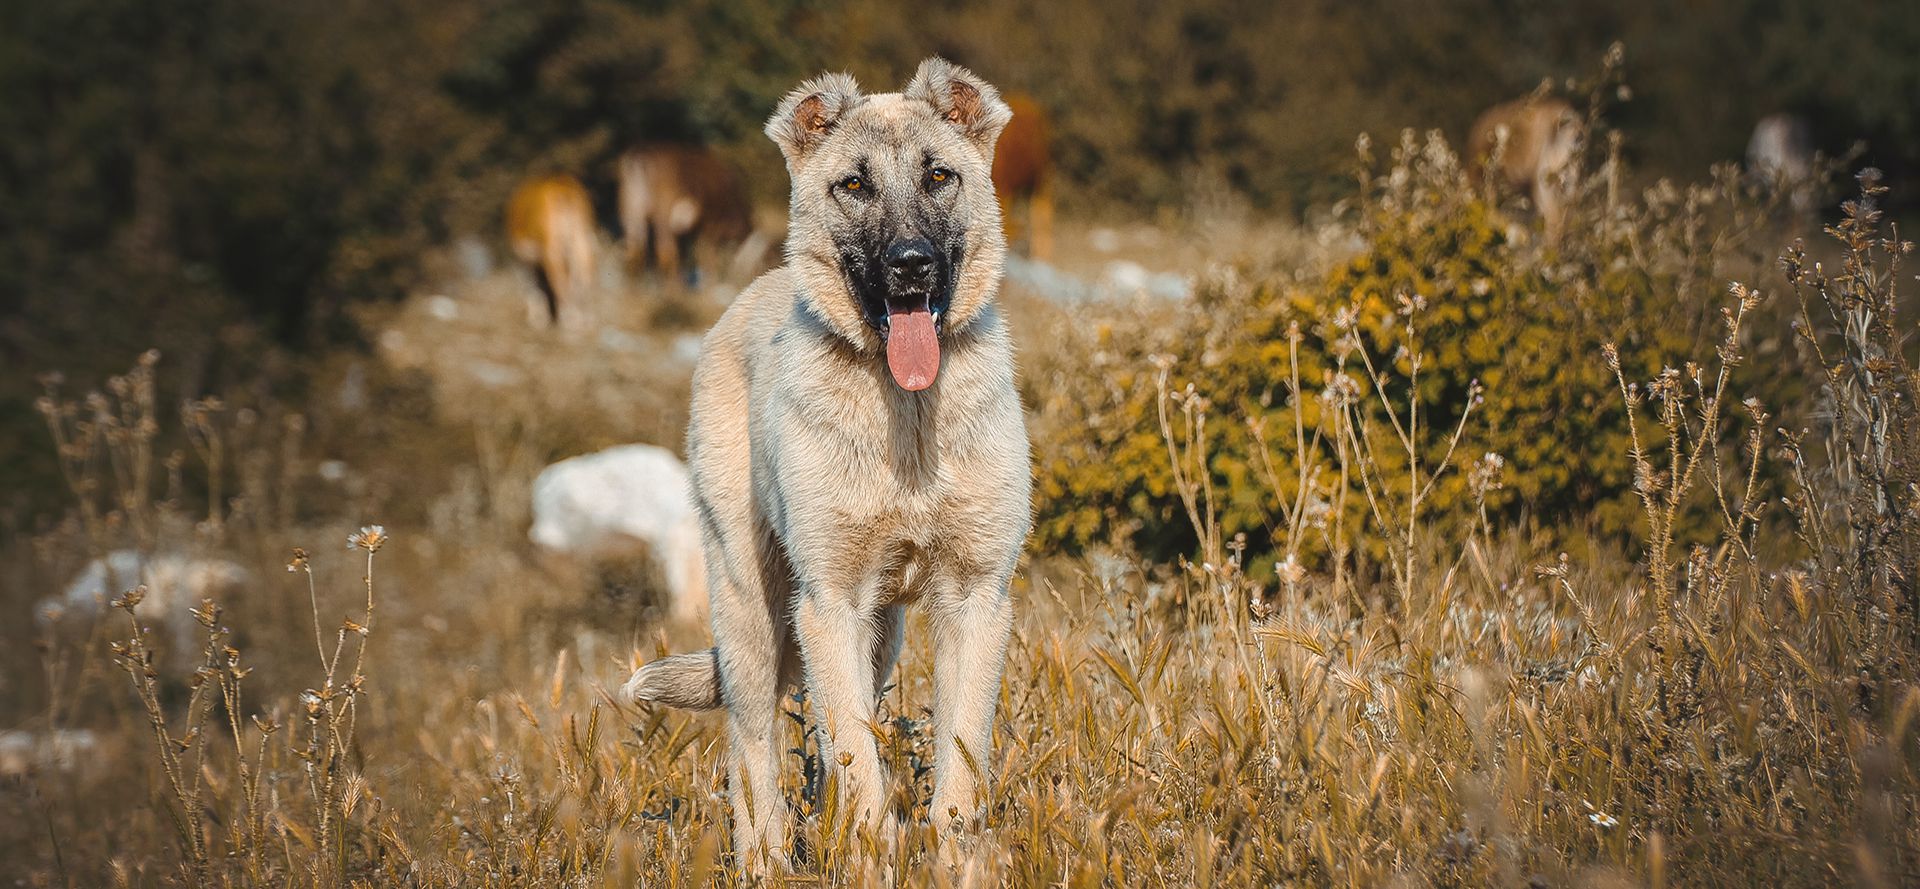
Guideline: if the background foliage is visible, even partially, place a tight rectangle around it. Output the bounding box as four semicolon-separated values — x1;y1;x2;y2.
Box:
5;2;1920;883
3;0;1917;521
1032;120;1797;572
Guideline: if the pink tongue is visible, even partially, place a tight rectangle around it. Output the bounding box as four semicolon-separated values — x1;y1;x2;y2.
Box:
885;309;940;391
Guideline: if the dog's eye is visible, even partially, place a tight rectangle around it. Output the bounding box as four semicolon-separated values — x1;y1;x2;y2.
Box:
838;175;866;192
928;167;953;186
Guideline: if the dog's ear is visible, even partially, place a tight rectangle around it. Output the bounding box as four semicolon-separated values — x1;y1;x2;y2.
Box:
765;72;863;165
904;57;1012;157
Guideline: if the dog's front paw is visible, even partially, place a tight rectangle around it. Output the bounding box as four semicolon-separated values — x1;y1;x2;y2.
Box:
928;799;987;834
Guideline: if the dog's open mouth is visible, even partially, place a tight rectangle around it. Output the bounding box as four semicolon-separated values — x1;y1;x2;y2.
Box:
848;243;958;392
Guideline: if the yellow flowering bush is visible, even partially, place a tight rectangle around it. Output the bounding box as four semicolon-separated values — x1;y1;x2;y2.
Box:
1034;128;1784;577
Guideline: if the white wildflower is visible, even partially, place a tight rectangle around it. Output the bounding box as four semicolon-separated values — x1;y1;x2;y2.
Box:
1276;554;1306;586
347;524;388;553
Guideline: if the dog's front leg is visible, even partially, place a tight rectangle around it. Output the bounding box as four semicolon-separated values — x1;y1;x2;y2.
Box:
927;575;1014;830
793;589;888;831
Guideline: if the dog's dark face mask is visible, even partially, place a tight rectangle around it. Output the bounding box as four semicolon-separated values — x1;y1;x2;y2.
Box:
827;151;967;391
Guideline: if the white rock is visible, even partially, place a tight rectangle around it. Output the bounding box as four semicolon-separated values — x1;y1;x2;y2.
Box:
671;333;704;364
0;729;100;777
336;361;368;412
1102;260;1151;294
530;444;708;624
1004;254;1093;303
378;328;407;355
1146;271;1194;301
599;328;647;354
454;235;494;279
41;550;252;660
426;294;460;320
465;360;525;388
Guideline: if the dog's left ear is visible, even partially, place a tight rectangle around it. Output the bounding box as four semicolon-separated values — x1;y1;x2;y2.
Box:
904;58;1012;158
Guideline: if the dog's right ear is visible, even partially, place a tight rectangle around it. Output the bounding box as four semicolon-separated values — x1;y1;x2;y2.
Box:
765;72;863;165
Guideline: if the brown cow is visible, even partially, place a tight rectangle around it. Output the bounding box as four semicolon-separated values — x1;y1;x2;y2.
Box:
618;145;758;284
992;93;1053;261
505;174;598;327
1467;95;1581;242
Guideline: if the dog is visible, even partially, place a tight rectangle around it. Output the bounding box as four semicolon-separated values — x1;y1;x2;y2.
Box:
505;173;598;327
992;93;1053;261
617;144;770;285
1467;95;1581;242
622;58;1031;868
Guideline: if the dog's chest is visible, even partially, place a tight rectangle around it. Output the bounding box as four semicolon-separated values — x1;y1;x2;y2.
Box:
828;385;979;514
771;360;1009;535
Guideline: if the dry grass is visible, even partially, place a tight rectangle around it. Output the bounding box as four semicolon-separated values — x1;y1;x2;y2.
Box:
2;150;1918;888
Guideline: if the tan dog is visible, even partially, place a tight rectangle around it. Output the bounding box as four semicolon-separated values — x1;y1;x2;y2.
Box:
505;174;597;327
1467;95;1580;242
617;144;764;284
622;58;1031;868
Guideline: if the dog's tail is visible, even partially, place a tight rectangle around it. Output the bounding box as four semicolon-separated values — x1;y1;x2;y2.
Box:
622;648;723;710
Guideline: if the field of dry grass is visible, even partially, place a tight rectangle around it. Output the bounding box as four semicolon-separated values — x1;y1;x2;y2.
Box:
2;124;1917;889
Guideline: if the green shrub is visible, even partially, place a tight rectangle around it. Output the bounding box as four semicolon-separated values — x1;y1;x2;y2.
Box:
1033;126;1792;577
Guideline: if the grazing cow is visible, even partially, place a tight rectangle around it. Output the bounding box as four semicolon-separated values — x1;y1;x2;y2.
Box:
1467;95;1581;242
617;145;764;285
529;444;708;625
992;92;1054;261
1747;113;1816;212
505;174;598;327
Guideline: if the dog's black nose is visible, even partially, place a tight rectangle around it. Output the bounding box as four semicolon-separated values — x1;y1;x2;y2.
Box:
885;239;936;282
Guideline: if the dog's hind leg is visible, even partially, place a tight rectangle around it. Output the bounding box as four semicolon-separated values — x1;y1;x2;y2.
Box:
926;576;1014;831
697;534;794;872
716;610;793;870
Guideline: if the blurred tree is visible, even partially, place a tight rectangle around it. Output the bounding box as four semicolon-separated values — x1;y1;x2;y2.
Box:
0;0;1913;524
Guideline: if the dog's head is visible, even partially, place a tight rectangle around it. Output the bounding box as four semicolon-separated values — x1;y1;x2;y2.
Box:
766;58;1012;391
